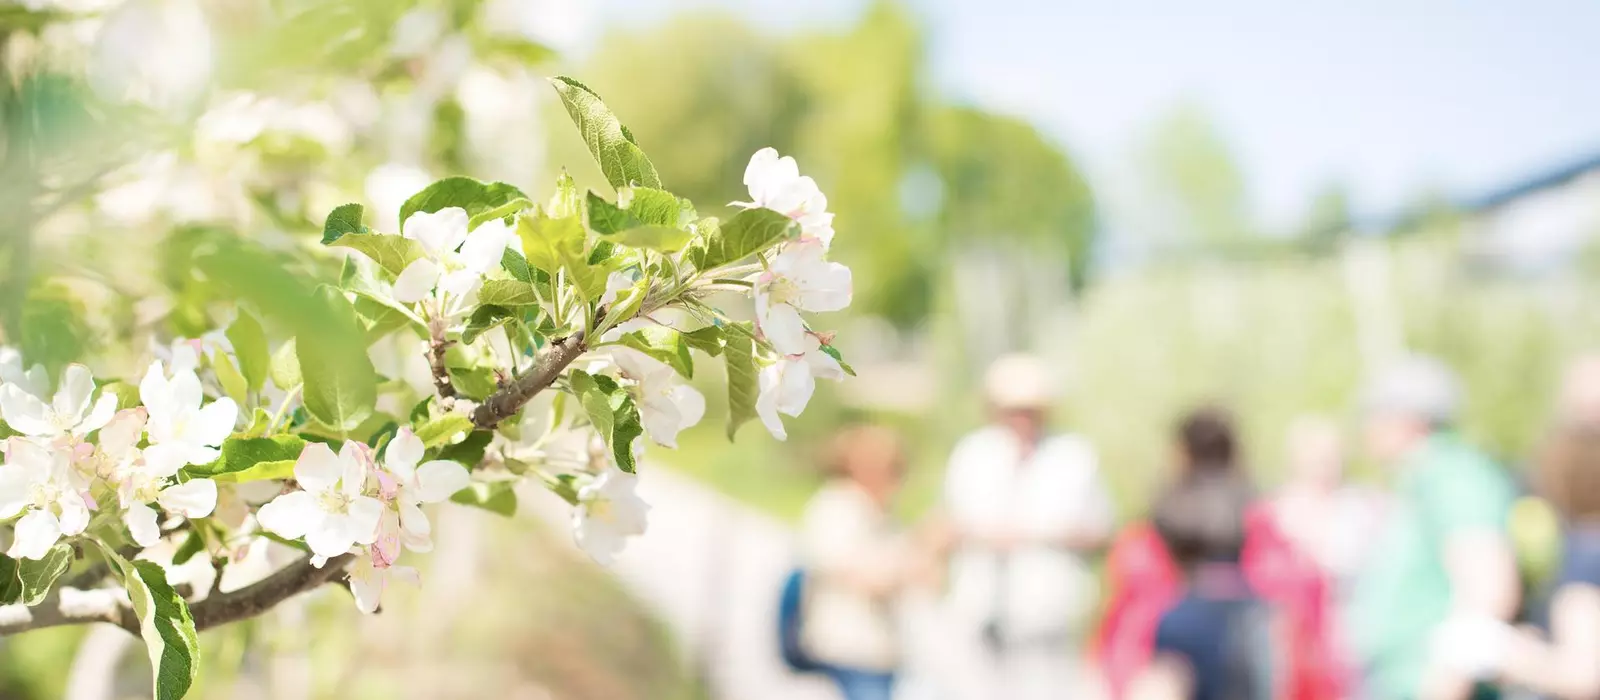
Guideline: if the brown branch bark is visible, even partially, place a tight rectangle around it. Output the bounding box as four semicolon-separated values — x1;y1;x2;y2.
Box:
470;333;587;430
428;334;457;405
0;553;355;637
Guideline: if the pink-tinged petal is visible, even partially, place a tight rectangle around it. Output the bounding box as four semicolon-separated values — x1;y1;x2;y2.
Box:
292;443;341;492
384;429;424;479
158;479;217;518
76;393;118;435
98;408;148;459
411;460;469;504
52;364;95;423
392;258;441;303
398;501;432;552
758;303;809;357
0;385;52;436
124;502;161;547
372;511;401;567
8;510;61;559
344;496;384;545
255;491;321;540
189;398;239;448
389;565;420;587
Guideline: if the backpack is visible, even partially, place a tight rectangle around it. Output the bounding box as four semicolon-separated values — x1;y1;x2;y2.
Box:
777;568;825;673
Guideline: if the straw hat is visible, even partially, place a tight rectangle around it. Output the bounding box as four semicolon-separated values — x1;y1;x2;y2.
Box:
983;353;1057;409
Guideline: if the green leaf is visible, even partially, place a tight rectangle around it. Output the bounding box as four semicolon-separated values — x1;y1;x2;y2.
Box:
270;339;301;390
608;226;693;252
683;326;725;357
213;351;249;407
212;459;296;483
724;325;759;440
414;415;473;449
297;288;378;432
227;310;270;391
517;212;607;301
450;481;517;516
626;187;691;228
99;380;143;410
462;305;514;345
438;430;493;469
447;366;498;401
0;545;73;606
476;280;541;308
121;560;200;700
548;77;662;191
585;190;639;235
321;203;369;244
569;371;643;472
184;435;307;481
689;207;799;271
620;327;694;378
398;177;529;229
172;529;205;566
467;197;533;230
328;234;424;277
820;344;857;376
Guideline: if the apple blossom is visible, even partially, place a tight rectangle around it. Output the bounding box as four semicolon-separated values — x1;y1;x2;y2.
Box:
373;429;470;553
347;542;420;614
753;242;853;355
116;444;218;547
140;361;239;466
756;335;846;441
255;442;384;564
733;147;835;248
572;465;650;566
0;348;48;400
608;348;705;449
0;364;118;442
392;207;516;311
0;438;91;559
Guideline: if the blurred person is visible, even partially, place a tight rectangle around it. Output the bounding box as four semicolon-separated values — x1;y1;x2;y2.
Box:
1345;355;1519;700
1144;459;1278;700
798;425;921;700
1271;416;1389;592
938;353;1116;700
1422;424;1600;699
1096;407;1345;700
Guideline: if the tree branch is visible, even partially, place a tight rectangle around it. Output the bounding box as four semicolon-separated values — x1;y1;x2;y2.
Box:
428;334;458;406
0;553;355;637
471;333;587;430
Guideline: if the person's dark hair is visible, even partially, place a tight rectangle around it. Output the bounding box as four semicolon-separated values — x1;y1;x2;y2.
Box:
1179;405;1239;471
1537;425;1600;521
1153;472;1256;570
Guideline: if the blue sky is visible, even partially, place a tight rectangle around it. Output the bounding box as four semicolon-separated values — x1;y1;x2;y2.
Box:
579;0;1600;232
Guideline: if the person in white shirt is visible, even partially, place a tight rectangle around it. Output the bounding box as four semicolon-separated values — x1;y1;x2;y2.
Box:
937;353;1117;700
800;425;921;700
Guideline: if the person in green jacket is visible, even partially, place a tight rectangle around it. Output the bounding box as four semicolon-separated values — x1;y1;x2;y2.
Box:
1345;355;1520;700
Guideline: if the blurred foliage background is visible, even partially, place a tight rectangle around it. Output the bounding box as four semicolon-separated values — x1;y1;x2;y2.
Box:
4;0;1600;696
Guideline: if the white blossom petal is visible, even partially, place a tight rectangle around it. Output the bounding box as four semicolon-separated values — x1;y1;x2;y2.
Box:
255;490;321;540
52;364;96;423
0;468;32;519
158;479;217;518
344;496;384;545
8;510;62;559
188;398;239;449
392;258;442;303
412;460;468;503
458;219;513;273
402;207;469;258
77;393;119;436
124;502;161;547
292;443;342;492
0;385;52;436
56;497;89;536
385;429;424;479
398;500;432;552
757;303;808;357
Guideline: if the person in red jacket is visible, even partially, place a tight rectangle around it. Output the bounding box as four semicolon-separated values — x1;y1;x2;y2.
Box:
1094;406;1349;700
